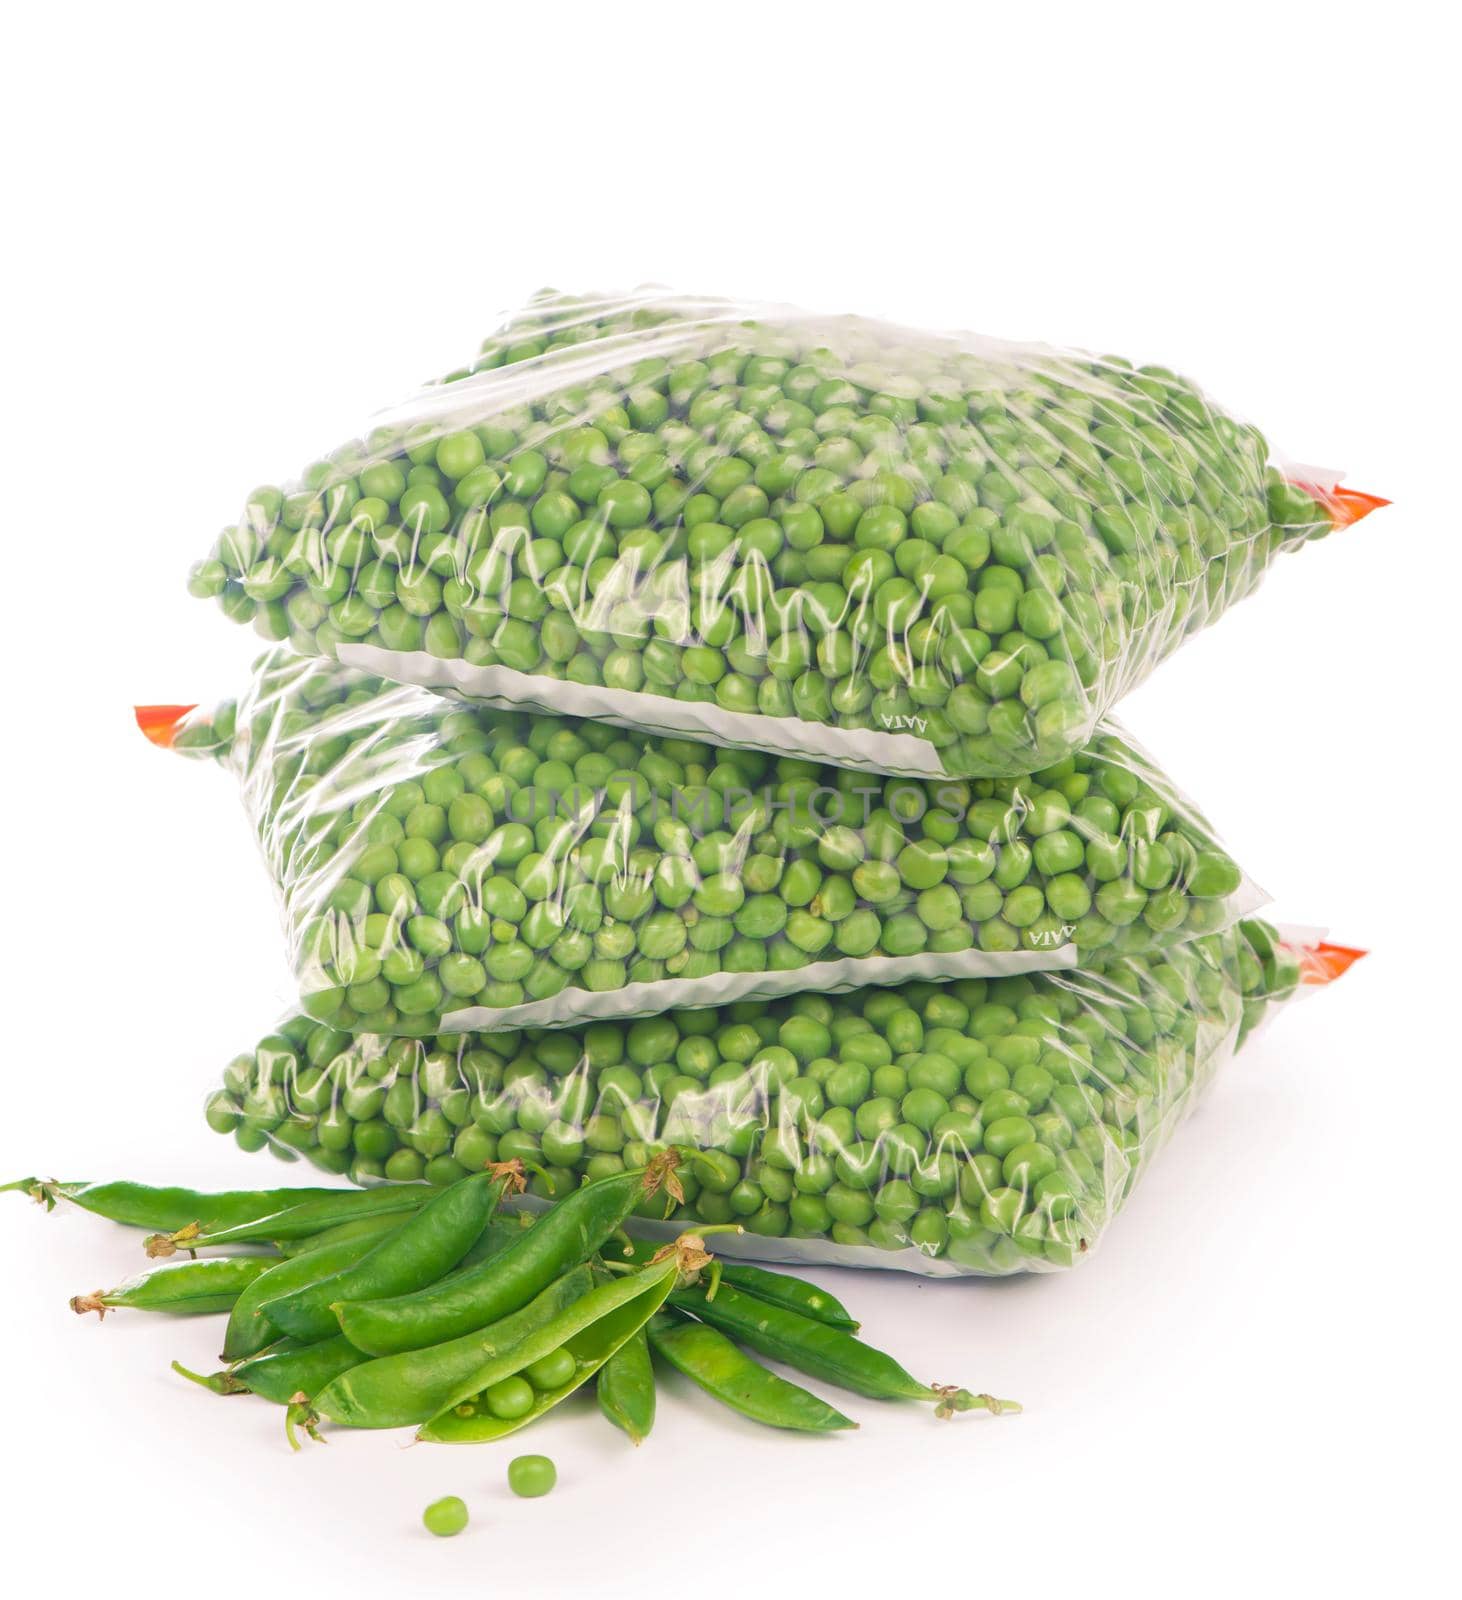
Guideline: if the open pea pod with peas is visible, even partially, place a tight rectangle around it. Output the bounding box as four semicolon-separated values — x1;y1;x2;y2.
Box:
275;1230;725;1447
311;1264;596;1428
204;918;1363;1274
149;643;1264;1039
185;287;1383;782
412;1232;730;1445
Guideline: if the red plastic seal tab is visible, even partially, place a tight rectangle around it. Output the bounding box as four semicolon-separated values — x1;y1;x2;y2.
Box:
1287;477;1390;530
1320;486;1389;528
134;704;197;749
1296;942;1368;985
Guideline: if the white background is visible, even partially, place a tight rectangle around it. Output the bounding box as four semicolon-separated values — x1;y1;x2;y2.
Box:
2;4;1455;1595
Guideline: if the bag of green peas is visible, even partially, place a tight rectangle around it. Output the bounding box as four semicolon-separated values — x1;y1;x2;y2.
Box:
146;647;1265;1037
187;288;1385;782
203;921;1363;1274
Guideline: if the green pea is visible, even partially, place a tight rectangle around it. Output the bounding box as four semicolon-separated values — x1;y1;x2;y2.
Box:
826;1062;871;1108
855;1097;899;1141
484;1375;536;1420
507;1454;557;1498
980;1186;1026;1233
980;1088;1031;1122
422;1496;469;1537
901;1087;948;1132
983;1116;1036;1159
523;1349;577;1391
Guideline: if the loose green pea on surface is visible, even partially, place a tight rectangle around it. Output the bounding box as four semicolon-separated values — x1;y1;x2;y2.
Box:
205;920;1347;1274
422;1496;468;1537
160;643;1261;1039
188;287;1380;782
507;1455;556;1497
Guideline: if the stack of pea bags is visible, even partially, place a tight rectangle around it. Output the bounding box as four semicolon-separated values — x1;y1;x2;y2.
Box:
164;288;1377;1276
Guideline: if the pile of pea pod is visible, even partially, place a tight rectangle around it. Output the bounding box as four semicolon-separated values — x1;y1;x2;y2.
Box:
5;1165;1018;1444
184;288;1377;781
198;919;1324;1275
159;645;1262;1037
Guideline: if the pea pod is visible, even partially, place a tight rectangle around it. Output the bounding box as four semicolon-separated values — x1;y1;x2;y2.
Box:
415;1233;724;1445
443;1213;538;1273
223;1228;400;1361
338;1154;683;1357
261;1169;507;1342
174;1334;367;1404
714;1264;859;1332
612;1240;857;1330
235;1334;367;1404
274;1210;414;1257
229;1210;532;1361
596;1325;656;1444
144;1184;433;1257
312;1266;595;1429
672;1283;1020;1418
70;1256;273;1318
5;1178;340;1233
219;1219;535;1398
647;1310;855;1433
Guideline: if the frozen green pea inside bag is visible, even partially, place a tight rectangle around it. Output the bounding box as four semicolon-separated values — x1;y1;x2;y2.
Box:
154;646;1263;1038
205;919;1355;1273
189;288;1383;782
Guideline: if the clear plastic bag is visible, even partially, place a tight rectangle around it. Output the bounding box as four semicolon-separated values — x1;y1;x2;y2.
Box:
202;920;1362;1275
187;288;1385;780
146;648;1265;1037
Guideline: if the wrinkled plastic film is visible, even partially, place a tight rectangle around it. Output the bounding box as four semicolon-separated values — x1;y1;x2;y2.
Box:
204;920;1353;1275
189;288;1382;780
154;647;1265;1037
